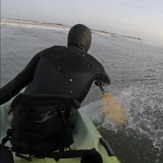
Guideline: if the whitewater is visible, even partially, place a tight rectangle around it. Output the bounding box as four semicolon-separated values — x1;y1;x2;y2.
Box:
0;20;163;163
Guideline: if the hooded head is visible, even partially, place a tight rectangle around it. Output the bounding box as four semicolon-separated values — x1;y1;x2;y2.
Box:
68;24;92;52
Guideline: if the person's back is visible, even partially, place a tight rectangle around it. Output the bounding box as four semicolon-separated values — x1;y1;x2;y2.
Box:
24;45;109;103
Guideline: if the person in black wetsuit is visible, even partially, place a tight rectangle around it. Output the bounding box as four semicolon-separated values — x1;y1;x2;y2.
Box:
0;24;110;107
0;24;110;154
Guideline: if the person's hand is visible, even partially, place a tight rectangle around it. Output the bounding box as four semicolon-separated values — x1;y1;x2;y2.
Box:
94;79;103;86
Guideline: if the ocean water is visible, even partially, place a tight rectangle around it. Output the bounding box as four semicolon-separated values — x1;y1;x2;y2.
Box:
1;22;163;163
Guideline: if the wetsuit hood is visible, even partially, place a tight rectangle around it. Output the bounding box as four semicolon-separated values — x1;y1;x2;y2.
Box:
68;24;92;52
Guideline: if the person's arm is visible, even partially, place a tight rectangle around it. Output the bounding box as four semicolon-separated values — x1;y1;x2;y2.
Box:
88;54;111;85
0;49;47;105
95;61;111;86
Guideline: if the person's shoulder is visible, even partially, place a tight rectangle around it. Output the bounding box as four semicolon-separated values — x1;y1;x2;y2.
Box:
86;53;103;67
86;52;96;60
51;45;67;50
47;45;68;53
40;46;66;55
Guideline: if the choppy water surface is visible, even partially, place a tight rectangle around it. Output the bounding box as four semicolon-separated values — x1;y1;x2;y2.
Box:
1;23;163;163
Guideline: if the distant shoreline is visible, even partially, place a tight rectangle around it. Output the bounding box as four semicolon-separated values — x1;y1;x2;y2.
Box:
1;18;71;29
1;18;142;41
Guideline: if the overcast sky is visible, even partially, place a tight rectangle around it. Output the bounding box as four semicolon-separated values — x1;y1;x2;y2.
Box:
1;0;163;45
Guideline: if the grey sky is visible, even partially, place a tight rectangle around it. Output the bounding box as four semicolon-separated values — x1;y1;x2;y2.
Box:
1;0;163;44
